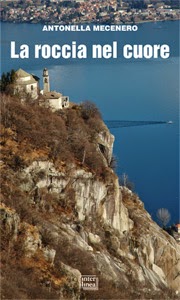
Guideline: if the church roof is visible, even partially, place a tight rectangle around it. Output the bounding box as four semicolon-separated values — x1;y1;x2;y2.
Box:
15;68;38;85
16;68;32;78
32;74;40;81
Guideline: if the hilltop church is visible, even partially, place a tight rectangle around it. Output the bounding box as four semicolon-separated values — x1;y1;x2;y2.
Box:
13;68;39;100
13;68;69;111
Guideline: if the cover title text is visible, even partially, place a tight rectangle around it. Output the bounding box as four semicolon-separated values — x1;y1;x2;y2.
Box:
11;41;170;60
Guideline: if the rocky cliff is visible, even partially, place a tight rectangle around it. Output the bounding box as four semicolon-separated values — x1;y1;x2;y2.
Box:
0;95;180;299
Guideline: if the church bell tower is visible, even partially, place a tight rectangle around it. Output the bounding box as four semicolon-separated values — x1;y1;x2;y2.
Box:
43;68;50;93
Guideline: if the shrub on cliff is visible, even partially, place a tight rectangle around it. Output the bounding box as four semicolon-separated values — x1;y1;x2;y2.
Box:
80;100;101;120
0;94;107;176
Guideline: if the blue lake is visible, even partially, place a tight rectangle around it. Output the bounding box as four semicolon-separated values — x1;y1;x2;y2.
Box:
1;21;179;223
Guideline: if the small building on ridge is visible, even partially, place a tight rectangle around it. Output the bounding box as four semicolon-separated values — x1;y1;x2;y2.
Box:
13;67;69;111
40;68;69;111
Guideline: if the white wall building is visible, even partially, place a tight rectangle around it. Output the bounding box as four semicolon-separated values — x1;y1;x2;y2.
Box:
13;68;69;111
41;68;69;111
43;91;69;111
14;69;39;99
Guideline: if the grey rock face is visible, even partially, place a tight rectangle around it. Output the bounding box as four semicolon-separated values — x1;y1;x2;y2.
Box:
97;128;115;165
22;161;132;234
19;159;180;295
20;222;42;257
42;246;56;265
0;203;20;239
3;123;179;298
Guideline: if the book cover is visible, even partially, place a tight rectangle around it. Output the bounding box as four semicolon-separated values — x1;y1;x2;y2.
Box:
0;1;179;299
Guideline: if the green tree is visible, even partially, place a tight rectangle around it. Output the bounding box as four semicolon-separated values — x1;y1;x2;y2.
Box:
0;69;16;93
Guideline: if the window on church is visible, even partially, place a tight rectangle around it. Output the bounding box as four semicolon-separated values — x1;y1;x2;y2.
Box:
45;78;48;83
31;85;34;90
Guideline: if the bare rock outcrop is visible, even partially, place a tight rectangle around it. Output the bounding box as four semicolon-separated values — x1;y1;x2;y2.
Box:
17;159;180;296
21;161;133;235
121;186;180;294
0;202;20;240
97;127;115;165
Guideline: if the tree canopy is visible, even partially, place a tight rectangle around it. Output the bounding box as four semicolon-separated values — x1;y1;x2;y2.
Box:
0;69;16;92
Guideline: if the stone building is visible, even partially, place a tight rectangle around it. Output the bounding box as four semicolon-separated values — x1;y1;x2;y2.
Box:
42;91;69;111
13;67;69;111
13;69;39;99
40;68;69;111
43;68;50;93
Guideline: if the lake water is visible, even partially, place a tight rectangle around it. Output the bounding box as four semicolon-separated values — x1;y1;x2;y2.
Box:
1;21;179;224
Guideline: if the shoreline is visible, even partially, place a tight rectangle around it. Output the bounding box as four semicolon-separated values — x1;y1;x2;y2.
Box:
0;18;179;26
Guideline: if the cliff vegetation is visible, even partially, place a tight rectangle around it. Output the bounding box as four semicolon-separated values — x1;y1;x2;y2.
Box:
0;93;180;299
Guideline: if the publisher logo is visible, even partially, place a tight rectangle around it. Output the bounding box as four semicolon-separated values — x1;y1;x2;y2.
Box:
81;275;98;291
